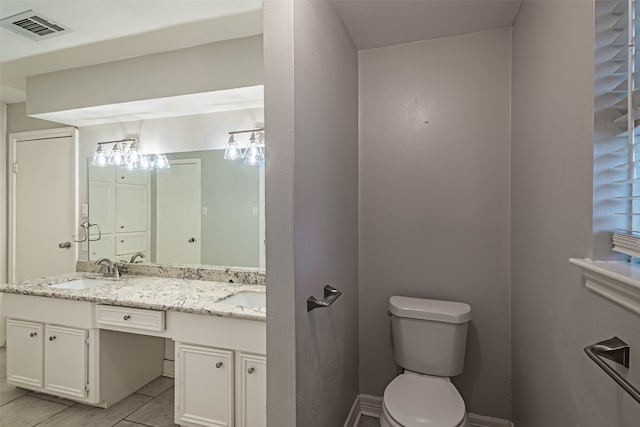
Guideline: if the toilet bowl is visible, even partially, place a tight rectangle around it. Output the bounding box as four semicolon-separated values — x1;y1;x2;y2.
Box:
382;296;472;427
380;372;469;427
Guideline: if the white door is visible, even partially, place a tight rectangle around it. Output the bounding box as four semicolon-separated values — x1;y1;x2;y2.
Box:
44;325;88;399
6;319;44;389
9;128;78;282
235;353;267;427
156;159;201;264
176;343;233;427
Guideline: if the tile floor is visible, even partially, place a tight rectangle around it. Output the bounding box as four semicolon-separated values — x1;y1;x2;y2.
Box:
1;347;380;427
0;347;177;427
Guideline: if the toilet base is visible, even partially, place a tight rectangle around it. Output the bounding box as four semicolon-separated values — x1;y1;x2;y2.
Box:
380;401;470;427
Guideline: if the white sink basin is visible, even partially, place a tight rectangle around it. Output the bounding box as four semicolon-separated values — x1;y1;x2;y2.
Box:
222;291;266;308
50;278;112;290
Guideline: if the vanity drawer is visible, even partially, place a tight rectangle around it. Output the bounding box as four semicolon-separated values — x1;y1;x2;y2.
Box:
96;305;165;332
115;233;147;255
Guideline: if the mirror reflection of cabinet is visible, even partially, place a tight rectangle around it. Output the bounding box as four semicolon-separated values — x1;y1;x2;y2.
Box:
89;165;150;262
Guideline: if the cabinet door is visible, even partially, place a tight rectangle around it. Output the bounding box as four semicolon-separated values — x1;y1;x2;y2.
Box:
6;319;43;389
89;234;115;261
89;182;114;235
235;353;266;427
116;169;149;186
88;164;115;183
115;184;148;232
176;343;234;427
44;325;88;399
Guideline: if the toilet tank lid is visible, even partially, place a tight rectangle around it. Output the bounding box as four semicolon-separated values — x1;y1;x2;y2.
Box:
389;296;471;323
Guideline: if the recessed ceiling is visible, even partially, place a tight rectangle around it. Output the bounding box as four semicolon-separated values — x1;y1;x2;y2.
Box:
0;1;263;103
333;0;523;50
31;85;265;127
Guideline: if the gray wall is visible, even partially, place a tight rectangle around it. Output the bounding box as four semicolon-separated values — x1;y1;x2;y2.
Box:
511;1;640;426
6;102;65;134
26;35;263;116
358;28;512;419
264;0;359;425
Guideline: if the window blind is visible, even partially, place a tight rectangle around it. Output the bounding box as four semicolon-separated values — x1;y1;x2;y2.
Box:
610;0;640;256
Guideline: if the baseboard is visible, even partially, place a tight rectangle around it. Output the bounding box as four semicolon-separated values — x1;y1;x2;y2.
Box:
468;413;514;427
162;359;175;378
343;395;360;427
344;394;513;427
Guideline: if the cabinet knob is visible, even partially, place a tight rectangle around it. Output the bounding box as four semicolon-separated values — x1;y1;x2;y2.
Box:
248;367;255;374
29;332;37;338
188;238;196;243
216;362;223;368
123;315;131;321
120;226;124;229
49;336;56;341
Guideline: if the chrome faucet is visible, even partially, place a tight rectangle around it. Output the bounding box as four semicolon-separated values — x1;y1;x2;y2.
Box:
95;258;120;279
129;252;145;264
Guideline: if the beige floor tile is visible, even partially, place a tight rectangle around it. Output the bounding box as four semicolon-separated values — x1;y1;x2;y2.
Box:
0;396;69;427
113;421;149;427
37;392;152;427
135;376;174;397
1;379;29;405
126;388;177;427
359;415;381;427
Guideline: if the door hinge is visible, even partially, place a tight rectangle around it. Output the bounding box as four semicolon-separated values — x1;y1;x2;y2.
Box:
85;337;90;345
85;384;90;394
13;162;18;174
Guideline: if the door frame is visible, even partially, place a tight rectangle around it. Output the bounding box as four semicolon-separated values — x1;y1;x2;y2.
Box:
155;158;201;264
8;127;79;283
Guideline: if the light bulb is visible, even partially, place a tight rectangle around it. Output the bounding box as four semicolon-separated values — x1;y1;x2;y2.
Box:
243;132;265;166
92;145;108;167
108;143;125;166
153;154;170;169
224;134;243;160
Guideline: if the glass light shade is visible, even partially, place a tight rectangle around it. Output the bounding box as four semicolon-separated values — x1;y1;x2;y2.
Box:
123;141;141;169
224;135;243;160
243;133;265;166
92;145;108;167
153;154;170;169
138;154;153;170
108;143;125;166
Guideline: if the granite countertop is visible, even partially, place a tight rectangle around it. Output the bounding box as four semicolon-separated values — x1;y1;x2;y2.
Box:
0;272;266;322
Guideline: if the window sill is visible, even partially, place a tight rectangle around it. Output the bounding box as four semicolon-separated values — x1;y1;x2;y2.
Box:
570;258;640;315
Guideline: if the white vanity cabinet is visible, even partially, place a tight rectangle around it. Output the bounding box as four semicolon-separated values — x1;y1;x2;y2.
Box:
176;344;235;427
44;325;89;399
175;343;266;427
235;353;267;427
7;320;89;400
6;319;44;389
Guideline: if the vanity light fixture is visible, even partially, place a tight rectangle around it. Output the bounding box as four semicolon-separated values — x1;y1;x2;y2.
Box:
224;128;265;166
91;137;170;170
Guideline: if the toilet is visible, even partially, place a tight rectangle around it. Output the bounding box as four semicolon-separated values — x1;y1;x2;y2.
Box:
381;296;472;427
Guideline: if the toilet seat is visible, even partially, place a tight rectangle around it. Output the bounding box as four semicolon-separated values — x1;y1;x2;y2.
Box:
382;373;466;427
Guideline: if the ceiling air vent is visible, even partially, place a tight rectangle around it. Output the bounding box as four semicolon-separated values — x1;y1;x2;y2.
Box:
0;10;70;41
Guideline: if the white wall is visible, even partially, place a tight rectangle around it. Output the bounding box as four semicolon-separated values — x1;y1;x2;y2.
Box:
511;1;640;425
358;28;512;418
264;0;359;425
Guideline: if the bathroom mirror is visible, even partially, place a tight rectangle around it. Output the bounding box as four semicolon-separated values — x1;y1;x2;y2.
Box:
87;149;265;269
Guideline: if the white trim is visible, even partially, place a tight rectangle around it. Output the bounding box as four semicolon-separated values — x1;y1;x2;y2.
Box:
8;127;78;283
343;394;514;427
155;158;201;264
162;359;175;378
468;413;514;427
569;258;640;316
343;395;361;427
0;102;6;346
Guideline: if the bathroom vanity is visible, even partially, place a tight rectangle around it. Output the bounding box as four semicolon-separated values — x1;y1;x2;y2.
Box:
0;272;266;427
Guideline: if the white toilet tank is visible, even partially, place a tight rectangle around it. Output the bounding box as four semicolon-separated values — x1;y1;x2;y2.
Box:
389;296;472;377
